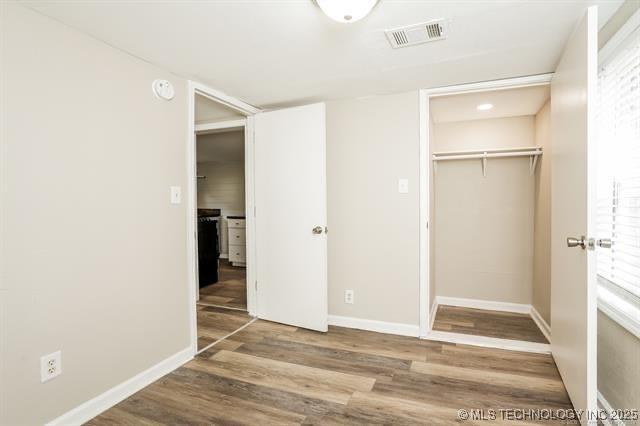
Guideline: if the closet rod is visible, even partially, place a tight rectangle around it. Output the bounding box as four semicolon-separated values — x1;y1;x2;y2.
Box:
432;147;542;177
432;146;542;160
432;150;541;161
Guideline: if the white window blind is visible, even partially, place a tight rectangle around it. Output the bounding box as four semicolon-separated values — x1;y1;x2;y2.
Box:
596;23;640;301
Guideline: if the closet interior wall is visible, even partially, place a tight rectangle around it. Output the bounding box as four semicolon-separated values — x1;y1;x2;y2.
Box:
430;93;551;318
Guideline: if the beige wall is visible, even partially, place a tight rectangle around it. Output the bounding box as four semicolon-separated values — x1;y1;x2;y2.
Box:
1;4;190;424
533;101;552;324
433;116;535;304
326;92;420;326
598;311;640;410
197;161;245;255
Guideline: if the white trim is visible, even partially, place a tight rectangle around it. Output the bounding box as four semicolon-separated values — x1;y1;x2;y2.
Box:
187;83;198;354
435;296;532;314
328;315;419;337
195;118;246;134
418;89;430;338
47;347;192;426
425;73;553;98
423;331;551;354
418;74;553;341
598;287;640;339
598;391;626;426
599;7;640;65
190;81;260;116
219;253;229;259
429;297;438;332
196;302;247;312
244;115;257;316
530;306;552;343
196;318;257;355
187;80;261;356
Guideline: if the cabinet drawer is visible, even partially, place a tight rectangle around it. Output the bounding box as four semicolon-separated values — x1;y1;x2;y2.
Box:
229;244;246;262
229;228;246;244
228;218;246;229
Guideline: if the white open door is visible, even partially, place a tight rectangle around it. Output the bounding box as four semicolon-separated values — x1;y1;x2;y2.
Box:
254;103;328;332
550;6;598;420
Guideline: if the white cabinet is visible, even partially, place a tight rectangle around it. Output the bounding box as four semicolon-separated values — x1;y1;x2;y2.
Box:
228;217;246;266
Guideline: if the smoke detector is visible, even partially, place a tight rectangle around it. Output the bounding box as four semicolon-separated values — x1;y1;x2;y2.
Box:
385;19;447;49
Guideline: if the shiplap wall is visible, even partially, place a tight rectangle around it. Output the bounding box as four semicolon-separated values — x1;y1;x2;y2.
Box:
197;161;245;255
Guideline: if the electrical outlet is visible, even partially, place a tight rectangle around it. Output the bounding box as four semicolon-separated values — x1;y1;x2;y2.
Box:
344;290;354;304
40;350;62;383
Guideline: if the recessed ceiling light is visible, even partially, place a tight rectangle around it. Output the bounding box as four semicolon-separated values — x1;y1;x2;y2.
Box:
477;103;494;111
316;0;378;24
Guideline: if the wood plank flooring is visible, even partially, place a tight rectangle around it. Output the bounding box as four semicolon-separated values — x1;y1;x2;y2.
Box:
433;305;549;344
89;320;574;425
198;259;247;310
196;305;253;351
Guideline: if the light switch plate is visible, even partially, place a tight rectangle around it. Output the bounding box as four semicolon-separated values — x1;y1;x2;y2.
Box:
170;186;181;204
398;179;409;194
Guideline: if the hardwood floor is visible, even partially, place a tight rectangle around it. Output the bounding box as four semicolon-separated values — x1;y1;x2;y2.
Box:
90;320;573;425
198;259;247;310
432;305;549;344
197;305;253;351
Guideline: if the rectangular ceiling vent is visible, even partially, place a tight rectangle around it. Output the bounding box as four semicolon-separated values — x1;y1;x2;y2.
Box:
385;19;447;49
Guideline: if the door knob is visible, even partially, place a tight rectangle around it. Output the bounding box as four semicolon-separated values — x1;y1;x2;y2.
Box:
597;238;612;248
567;236;587;249
312;226;323;235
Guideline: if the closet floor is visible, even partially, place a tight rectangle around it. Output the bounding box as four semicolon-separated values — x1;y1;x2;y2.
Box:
433;305;549;344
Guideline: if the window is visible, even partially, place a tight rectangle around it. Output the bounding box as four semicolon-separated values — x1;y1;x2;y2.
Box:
596;16;640;337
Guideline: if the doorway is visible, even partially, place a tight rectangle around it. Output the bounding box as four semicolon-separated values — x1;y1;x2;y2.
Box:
196;127;247;311
187;83;259;355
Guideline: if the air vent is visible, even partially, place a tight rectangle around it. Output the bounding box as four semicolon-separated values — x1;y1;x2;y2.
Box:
385;19;447;49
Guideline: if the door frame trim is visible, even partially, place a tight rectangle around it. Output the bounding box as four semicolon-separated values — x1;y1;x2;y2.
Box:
418;73;554;338
187;81;261;356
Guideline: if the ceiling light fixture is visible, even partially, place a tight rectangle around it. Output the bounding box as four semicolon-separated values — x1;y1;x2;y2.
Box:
477;103;494;111
316;0;378;23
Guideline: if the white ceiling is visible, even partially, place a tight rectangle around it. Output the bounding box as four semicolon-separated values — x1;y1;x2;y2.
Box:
197;130;245;163
430;84;550;123
195;94;245;124
24;1;622;109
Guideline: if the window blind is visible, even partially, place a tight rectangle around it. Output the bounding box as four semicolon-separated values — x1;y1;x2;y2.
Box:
596;25;640;301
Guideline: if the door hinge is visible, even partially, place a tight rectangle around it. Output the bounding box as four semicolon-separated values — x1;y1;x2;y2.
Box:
255;280;258;291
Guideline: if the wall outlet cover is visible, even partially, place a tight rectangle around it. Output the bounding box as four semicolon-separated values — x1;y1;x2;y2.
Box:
41;350;62;383
345;290;355;304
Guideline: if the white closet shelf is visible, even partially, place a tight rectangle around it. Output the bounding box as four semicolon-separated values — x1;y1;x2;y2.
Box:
432;146;542;177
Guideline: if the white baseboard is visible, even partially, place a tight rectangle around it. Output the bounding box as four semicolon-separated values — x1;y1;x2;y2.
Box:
436;296;531;314
219;253;229;259
424;330;551;354
598;391;625;426
530;306;551;343
47;347;193;426
328;315;419;337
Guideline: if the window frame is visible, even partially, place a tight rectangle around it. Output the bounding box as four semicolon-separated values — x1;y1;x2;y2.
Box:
596;8;640;338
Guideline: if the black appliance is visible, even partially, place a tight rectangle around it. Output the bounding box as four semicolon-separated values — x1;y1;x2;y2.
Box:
198;216;219;287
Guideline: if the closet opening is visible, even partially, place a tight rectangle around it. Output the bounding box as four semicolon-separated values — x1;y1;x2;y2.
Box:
420;75;553;353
